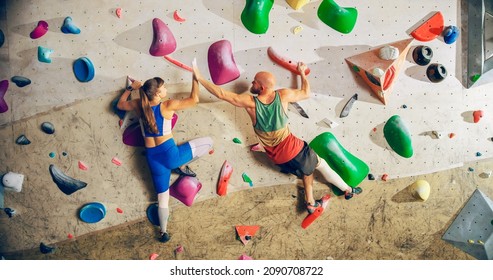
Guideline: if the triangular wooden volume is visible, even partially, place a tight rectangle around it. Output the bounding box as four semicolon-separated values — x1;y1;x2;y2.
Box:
345;38;414;105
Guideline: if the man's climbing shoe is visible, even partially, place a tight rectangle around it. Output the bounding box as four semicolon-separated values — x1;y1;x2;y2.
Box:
344;187;363;200
306;199;322;214
159;232;171;243
172;165;196;177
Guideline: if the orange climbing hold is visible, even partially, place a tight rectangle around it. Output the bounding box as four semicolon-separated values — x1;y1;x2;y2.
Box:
410;12;444;42
235;225;260;245
381;174;389;181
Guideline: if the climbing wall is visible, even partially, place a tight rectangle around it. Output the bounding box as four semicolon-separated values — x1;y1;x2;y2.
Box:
0;0;492;252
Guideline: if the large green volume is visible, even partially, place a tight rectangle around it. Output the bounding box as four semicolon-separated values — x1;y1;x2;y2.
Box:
309;132;369;187
383;115;413;158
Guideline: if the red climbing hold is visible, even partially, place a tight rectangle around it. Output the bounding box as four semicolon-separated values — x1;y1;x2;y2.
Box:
473;110;483;123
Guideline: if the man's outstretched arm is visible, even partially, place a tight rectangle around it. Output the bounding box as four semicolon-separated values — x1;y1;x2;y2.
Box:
192;59;254;109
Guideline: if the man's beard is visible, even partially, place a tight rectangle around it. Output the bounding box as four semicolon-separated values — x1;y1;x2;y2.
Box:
250;86;260;95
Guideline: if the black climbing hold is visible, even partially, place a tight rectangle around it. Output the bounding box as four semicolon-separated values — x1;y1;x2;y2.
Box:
41;122;55;134
368;173;375;180
4;208;15;218
11;76;31;87
426;63;447;83
0;29;4;48
15;134;31;145
412;45;433;66
49;164;87;195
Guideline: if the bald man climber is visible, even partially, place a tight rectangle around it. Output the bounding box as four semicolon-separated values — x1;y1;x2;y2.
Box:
192;61;362;214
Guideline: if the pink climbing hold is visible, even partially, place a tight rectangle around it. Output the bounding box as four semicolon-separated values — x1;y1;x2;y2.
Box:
78;160;89;171
149;18;176;56
116;8;122;18
169;175;202;207
149;253;159;260
173;10;186;22
111;156;122;166
164;55;193;72
0;80;8;113
238;253;253;260
30;20;49;39
175;245;184;253
207;40;240;85
473;110;483;123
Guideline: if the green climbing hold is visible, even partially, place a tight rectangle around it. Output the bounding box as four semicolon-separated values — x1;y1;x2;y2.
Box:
317;0;358;34
383;115;413;158
242;172;253;186
471;74;481;82
233;138;242;144
352;65;360;72
309;132;369;187
241;0;274;34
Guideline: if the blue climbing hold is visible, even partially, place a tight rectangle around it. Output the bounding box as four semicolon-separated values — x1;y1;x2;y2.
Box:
79;202;106;223
443;25;459;44
73;57;95;82
61;17;81;34
146;203;160;226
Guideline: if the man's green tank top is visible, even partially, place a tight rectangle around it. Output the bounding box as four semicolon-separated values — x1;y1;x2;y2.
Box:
253;91;288;132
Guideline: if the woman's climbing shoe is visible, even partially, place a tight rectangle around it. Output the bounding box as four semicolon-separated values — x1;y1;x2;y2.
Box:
159;232;171;243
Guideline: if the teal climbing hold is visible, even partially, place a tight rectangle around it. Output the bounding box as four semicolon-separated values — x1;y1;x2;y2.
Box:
383;115;413;158
38;46;54;63
309;132;369;187
61;16;81;34
317;0;358;34
241;0;274;34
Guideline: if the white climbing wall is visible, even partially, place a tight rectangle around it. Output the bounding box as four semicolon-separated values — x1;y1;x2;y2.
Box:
1;0;492;252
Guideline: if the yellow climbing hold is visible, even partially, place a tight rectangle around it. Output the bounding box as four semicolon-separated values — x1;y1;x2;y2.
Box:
410;179;430;201
286;0;310;10
293;25;303;34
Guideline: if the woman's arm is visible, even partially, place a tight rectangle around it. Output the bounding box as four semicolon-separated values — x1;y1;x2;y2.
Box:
117;80;142;111
165;73;200;111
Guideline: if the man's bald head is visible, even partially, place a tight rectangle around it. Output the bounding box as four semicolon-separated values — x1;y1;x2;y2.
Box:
250;71;276;94
255;71;276;88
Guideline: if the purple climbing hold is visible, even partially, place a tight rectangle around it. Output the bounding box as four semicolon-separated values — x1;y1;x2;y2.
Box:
0;80;8;113
207;40;240;85
149;18;176;56
169;175;202;207
30;20;49;39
